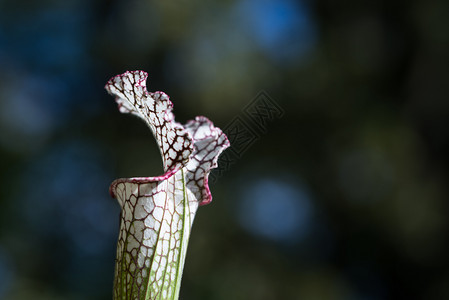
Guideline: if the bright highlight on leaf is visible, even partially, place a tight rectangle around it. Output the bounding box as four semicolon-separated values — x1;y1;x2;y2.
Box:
105;71;229;300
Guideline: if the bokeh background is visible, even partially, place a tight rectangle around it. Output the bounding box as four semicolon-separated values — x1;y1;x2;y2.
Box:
1;0;449;299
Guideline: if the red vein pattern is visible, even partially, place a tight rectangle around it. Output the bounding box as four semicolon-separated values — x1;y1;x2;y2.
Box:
105;71;229;300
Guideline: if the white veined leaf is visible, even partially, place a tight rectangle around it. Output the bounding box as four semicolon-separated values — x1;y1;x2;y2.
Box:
105;71;229;300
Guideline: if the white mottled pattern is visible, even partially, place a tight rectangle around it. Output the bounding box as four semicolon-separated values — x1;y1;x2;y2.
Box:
106;71;229;300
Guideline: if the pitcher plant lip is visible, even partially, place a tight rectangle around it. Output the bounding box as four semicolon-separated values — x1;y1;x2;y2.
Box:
106;71;229;206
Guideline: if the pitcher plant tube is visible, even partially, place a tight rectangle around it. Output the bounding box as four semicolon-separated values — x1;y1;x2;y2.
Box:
105;71;230;300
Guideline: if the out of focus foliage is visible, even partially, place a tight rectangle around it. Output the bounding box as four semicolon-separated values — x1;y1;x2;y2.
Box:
0;0;448;299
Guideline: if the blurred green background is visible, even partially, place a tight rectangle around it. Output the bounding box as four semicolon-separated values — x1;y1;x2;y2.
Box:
1;0;449;299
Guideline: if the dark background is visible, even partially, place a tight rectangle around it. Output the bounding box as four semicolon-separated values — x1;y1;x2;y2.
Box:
1;0;448;299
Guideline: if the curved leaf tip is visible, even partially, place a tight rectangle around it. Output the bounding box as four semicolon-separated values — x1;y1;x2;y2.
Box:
106;70;230;206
